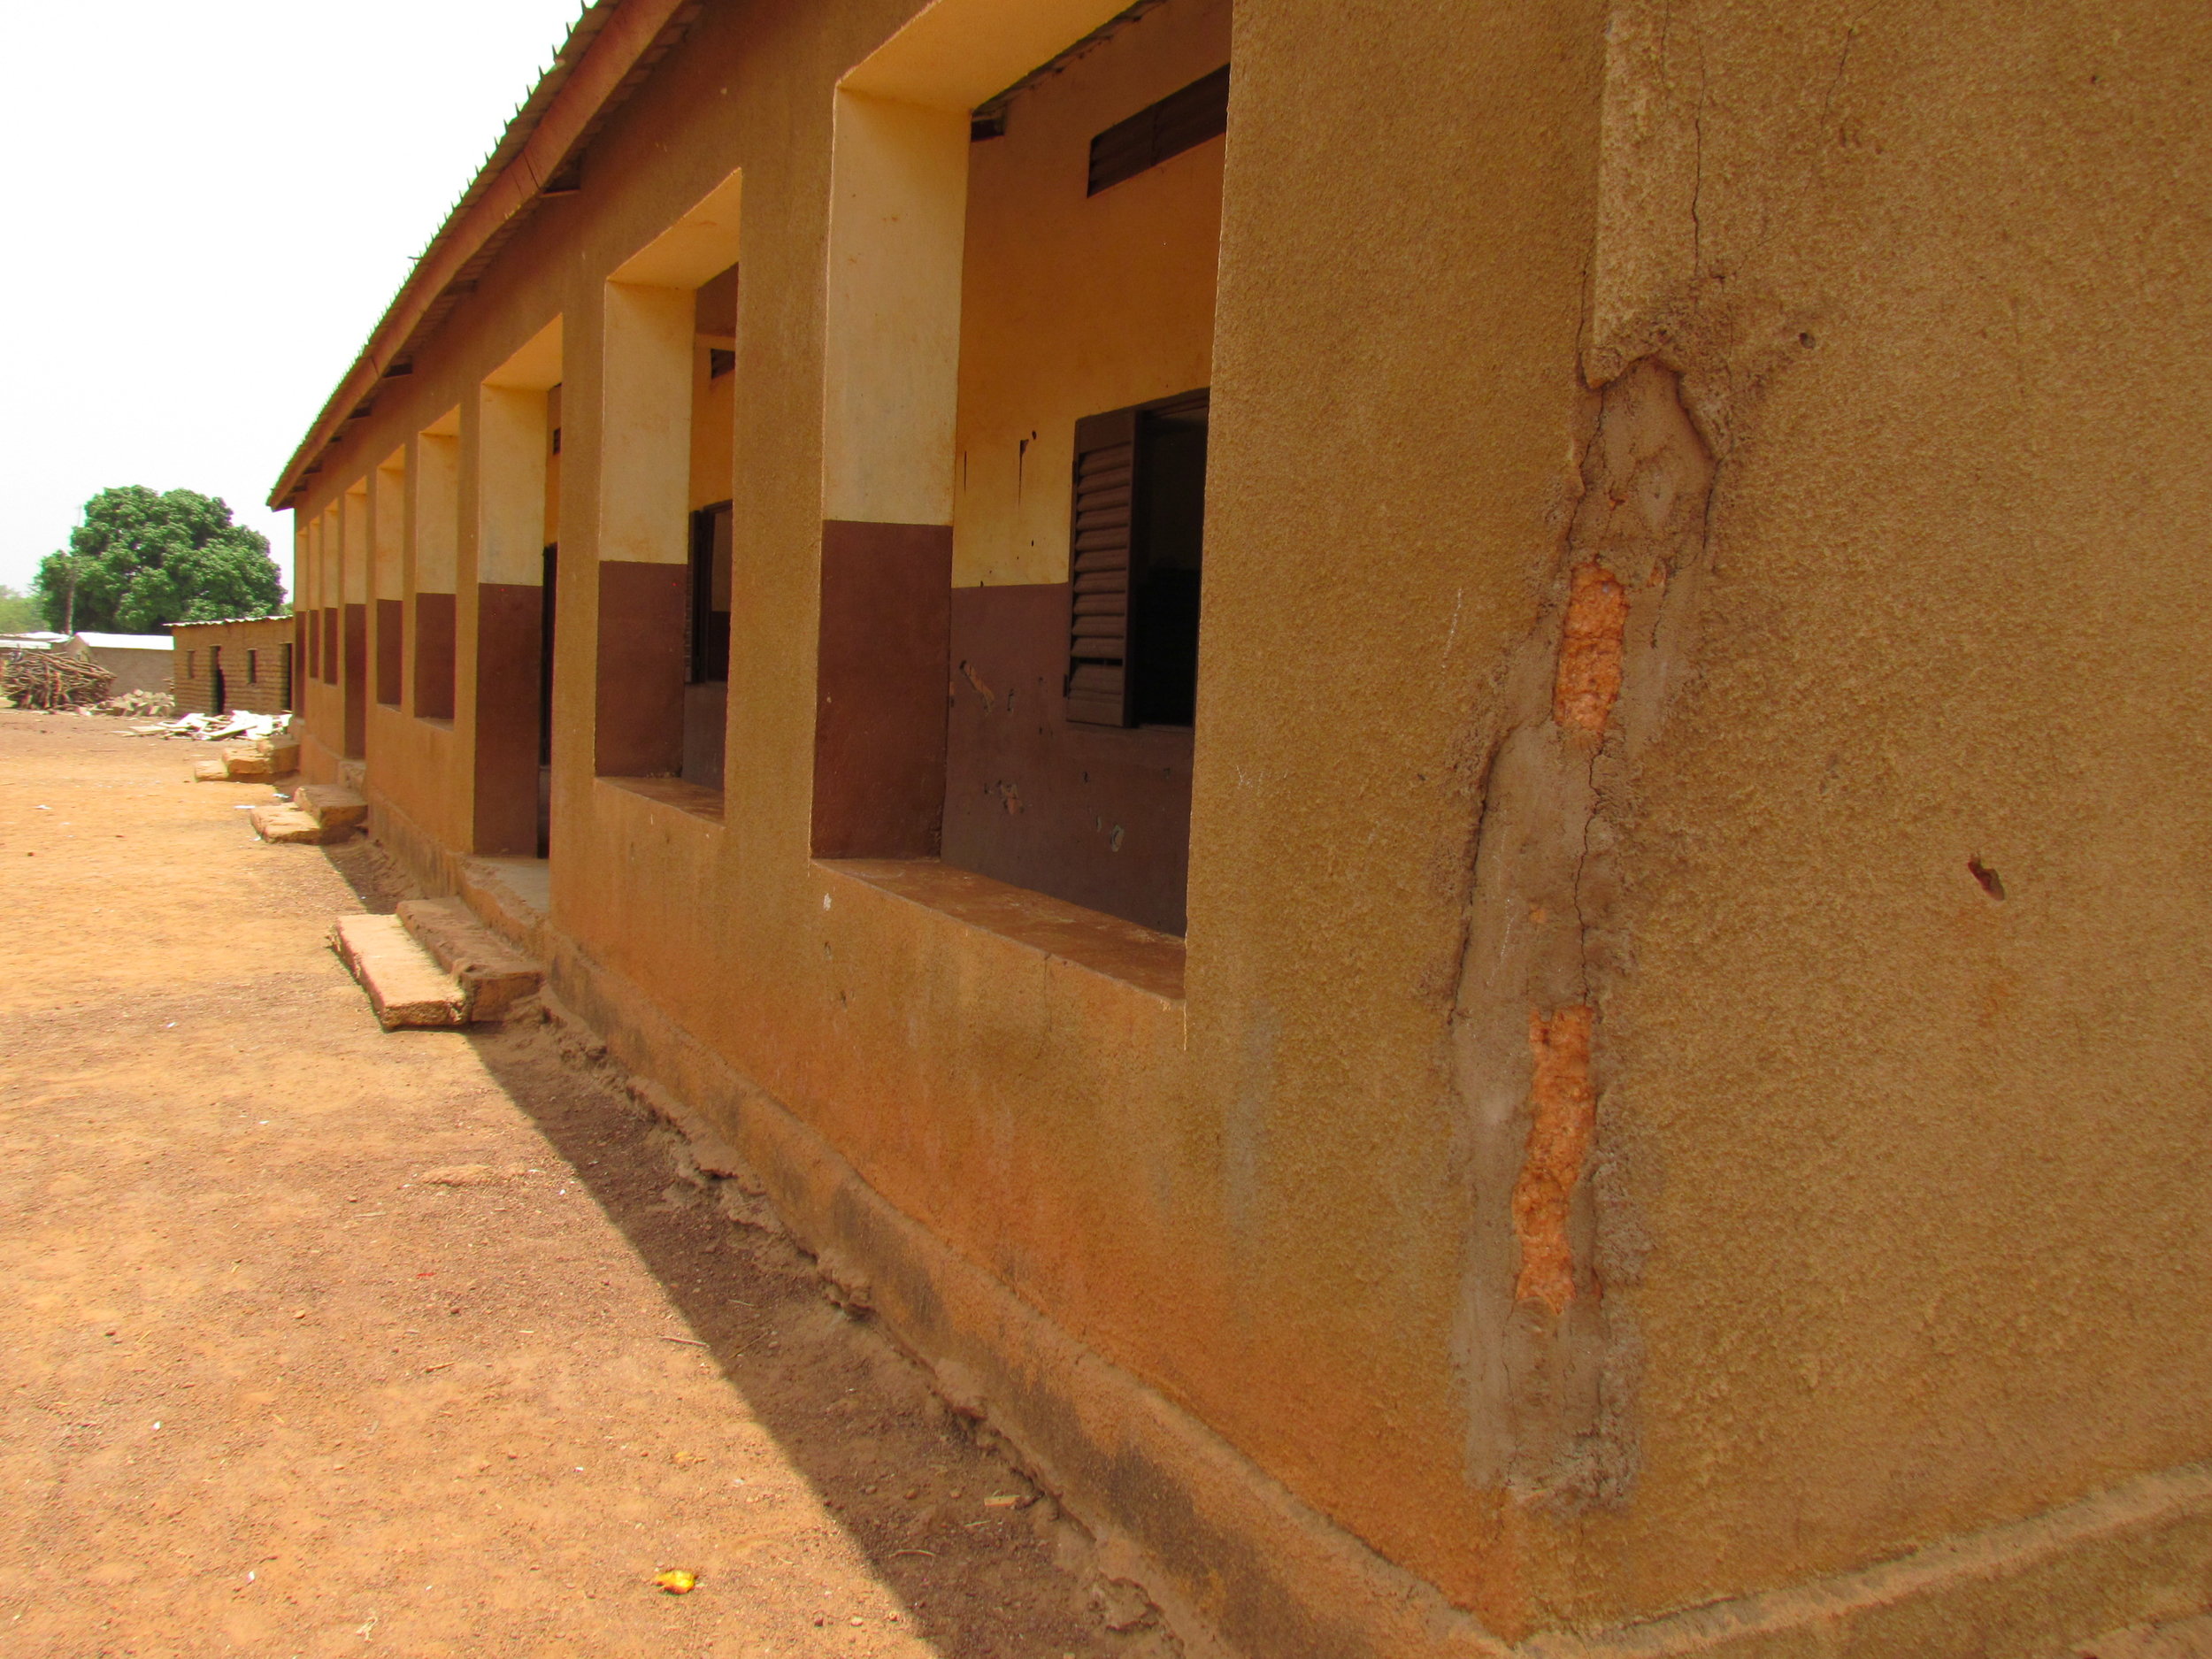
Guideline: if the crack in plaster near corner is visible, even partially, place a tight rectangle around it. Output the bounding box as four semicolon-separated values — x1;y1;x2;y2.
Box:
1450;359;1715;1504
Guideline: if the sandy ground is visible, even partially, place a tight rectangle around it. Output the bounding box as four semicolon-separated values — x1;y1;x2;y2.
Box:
0;710;1177;1659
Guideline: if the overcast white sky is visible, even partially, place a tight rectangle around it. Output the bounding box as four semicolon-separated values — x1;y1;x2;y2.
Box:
0;0;588;600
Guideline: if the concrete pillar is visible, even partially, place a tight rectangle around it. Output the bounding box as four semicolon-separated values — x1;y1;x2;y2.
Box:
810;92;965;855
469;351;555;855
370;451;405;708
341;485;369;758
319;505;340;691
592;279;693;780
411;419;459;721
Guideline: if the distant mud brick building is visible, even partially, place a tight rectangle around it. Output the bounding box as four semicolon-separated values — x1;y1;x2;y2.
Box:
170;616;294;716
267;1;2212;1652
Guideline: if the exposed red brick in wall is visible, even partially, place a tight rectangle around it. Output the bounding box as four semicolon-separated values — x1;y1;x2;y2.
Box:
1551;562;1628;737
1512;1004;1597;1315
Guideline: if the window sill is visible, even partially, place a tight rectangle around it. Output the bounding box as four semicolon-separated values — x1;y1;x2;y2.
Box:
598;774;726;826
414;715;455;732
816;856;1184;1002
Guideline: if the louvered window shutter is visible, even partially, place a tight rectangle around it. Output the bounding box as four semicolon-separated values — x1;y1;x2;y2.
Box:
1066;408;1140;726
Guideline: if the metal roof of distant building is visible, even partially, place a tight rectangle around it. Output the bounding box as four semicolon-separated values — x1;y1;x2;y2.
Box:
71;632;174;651
169;614;293;629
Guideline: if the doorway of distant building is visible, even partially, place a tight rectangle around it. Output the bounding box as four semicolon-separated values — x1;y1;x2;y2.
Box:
209;648;227;715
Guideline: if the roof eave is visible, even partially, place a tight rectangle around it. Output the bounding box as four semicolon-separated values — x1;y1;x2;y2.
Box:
269;0;700;512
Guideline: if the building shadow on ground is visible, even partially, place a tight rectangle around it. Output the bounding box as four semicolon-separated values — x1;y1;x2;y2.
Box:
457;1017;1125;1659
311;837;1137;1655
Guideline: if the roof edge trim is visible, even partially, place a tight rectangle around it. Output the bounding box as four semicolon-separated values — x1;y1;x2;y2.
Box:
268;0;692;511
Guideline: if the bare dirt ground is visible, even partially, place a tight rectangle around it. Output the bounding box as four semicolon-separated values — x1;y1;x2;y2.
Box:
0;710;1175;1659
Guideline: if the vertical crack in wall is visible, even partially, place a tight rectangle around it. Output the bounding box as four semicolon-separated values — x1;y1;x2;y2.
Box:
1453;359;1715;1511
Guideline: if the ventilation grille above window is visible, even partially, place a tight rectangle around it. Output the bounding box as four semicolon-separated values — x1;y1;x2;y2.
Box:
1087;65;1229;196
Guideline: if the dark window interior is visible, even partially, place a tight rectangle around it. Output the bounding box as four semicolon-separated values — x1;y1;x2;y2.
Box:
1066;388;1207;729
1087;65;1229;196
540;543;558;767
688;503;733;684
1133;402;1205;726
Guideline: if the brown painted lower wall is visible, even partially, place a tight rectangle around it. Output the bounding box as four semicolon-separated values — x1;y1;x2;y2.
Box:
945;583;1194;935
812;520;951;858
595;561;688;780
473;582;544;856
415;592;456;720
321;609;339;685
375;598;403;707
342;604;367;758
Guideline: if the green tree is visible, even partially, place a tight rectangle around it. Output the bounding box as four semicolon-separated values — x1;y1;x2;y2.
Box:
0;584;40;634
34;488;286;634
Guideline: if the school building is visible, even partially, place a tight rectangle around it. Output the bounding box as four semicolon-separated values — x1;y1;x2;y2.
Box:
270;0;2212;1651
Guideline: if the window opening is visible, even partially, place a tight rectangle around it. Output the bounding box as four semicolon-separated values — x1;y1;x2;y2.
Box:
1067;388;1208;728
687;503;733;684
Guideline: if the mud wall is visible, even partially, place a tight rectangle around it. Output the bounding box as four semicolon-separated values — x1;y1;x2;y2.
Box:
1540;0;2212;1619
172;618;294;715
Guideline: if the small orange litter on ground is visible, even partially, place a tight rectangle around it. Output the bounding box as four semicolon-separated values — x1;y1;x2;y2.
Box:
653;1570;698;1594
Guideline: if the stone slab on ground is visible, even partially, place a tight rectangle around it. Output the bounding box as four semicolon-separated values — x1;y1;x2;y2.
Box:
329;912;467;1030
223;746;274;779
396;895;542;1019
265;738;301;774
296;783;366;833
191;758;228;782
249;803;341;844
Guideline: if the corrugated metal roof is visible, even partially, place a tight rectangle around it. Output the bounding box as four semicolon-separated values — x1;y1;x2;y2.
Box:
169;614;293;630
71;633;174;652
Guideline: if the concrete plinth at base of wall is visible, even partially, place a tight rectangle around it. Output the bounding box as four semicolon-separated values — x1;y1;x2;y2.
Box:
540;936;2212;1659
350;787;2212;1658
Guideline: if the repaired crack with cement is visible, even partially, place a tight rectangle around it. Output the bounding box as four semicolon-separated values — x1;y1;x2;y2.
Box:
1451;358;1716;1509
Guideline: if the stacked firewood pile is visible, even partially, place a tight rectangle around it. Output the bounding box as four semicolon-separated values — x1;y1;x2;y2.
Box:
2;650;115;710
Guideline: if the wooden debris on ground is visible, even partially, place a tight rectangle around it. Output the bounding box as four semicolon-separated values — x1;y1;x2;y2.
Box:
2;650;114;710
